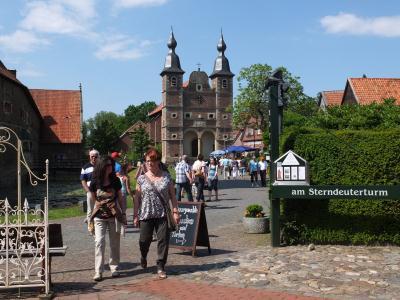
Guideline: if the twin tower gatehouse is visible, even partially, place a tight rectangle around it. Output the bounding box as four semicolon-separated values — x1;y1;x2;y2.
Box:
155;31;234;163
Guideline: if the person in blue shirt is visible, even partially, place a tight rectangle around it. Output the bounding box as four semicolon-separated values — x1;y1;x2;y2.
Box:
111;152;122;174
249;156;259;187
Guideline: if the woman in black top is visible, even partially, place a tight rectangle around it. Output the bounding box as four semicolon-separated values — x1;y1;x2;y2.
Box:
89;155;126;282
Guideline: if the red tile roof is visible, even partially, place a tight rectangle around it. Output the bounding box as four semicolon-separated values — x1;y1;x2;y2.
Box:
148;103;163;116
320;90;344;106
348;78;400;105
30;89;82;143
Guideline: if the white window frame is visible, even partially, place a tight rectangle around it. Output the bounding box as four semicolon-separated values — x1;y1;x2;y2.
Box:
171;112;178;119
208;113;215;119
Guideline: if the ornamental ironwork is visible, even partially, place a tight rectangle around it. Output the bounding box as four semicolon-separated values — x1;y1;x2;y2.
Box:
0;126;49;295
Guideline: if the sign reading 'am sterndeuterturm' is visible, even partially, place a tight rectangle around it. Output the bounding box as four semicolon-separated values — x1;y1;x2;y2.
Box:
272;185;400;199
273;150;309;186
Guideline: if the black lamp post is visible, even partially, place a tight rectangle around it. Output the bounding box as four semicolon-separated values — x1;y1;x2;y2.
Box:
265;69;288;247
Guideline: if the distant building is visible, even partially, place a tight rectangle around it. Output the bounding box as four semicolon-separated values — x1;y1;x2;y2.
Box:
116;120;149;153
30;89;83;164
153;31;234;162
0;60;83;199
342;78;400;105
317;90;344;110
318;78;400;109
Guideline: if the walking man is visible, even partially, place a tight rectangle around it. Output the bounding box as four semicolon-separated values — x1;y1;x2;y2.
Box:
80;149;99;227
258;156;268;187
175;155;193;201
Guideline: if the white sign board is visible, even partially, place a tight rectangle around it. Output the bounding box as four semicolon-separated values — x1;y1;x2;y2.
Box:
273;150;309;186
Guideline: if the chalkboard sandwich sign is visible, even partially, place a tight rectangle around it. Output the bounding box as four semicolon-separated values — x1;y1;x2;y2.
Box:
169;202;211;256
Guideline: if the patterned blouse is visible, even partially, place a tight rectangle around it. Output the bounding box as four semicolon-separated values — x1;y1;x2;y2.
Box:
137;172;172;221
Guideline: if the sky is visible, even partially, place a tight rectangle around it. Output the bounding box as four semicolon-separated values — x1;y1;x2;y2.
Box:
1;0;400;120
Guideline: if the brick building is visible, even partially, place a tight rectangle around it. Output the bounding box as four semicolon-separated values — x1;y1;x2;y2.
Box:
0;60;83;199
0;61;42;193
156;31;234;162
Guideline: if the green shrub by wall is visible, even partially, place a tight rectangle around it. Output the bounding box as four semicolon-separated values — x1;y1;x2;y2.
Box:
280;129;400;245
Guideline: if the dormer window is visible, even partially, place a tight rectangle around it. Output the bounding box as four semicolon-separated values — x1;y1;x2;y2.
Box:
171;76;177;87
222;79;228;88
196;84;203;92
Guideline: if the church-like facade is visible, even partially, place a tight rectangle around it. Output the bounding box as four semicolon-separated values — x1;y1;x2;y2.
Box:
156;31;234;162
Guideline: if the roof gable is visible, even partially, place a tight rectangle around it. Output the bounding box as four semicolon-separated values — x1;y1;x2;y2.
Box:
348;78;400;105
30;89;82;143
320;90;344;106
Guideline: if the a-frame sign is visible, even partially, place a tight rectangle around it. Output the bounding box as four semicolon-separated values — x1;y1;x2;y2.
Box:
169;202;211;256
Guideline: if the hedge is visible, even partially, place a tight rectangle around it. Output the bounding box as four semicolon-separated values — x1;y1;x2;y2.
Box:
280;128;400;245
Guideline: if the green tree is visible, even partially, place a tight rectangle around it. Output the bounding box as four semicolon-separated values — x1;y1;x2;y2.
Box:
85;111;125;154
129;125;152;162
124;101;157;127
233;64;317;132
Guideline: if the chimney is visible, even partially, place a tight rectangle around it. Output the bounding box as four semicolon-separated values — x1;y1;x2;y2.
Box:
8;69;17;78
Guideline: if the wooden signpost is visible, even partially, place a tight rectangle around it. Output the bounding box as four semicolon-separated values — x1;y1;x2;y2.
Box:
169;202;211;256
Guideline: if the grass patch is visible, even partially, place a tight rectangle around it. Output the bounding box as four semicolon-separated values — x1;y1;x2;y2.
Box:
49;205;85;220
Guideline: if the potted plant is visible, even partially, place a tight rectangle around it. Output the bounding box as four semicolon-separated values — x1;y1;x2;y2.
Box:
243;204;269;233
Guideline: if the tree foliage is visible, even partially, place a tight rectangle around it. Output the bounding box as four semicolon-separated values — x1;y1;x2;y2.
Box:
233;63;316;132
124;101;157;127
306;98;400;130
85;111;125;154
128;125;152;162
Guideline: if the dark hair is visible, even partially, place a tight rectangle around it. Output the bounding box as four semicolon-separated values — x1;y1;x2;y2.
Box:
145;148;162;161
197;154;204;160
92;155;117;188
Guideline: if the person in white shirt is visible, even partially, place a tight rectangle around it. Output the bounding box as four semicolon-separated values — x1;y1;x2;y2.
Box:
192;154;207;202
258;156;268;187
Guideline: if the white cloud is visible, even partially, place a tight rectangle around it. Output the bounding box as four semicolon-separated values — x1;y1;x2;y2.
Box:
94;35;153;60
0;30;49;53
20;0;96;36
113;0;168;9
321;13;400;37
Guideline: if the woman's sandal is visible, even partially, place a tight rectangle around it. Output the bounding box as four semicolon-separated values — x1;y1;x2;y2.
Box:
157;269;167;279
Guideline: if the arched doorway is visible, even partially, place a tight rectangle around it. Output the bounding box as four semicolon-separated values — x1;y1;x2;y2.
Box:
183;131;198;158
201;131;215;158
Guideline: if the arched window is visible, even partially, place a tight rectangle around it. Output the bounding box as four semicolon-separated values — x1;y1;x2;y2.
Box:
222;79;228;88
171;76;177;87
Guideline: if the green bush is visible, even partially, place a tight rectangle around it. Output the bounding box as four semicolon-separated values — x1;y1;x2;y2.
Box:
280;129;400;245
245;204;264;218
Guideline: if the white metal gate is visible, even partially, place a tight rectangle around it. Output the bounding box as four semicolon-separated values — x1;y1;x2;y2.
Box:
0;126;49;294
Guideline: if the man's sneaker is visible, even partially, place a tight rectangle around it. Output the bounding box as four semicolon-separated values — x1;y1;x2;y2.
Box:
93;273;102;282
111;270;120;278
